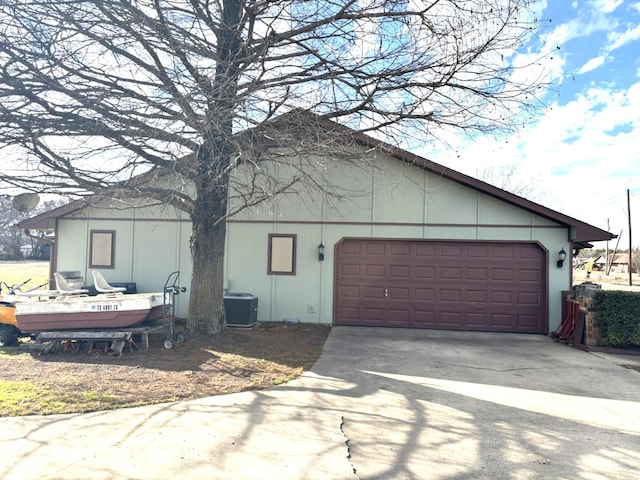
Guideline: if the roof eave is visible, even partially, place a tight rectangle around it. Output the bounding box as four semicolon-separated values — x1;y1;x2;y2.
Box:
17;200;86;230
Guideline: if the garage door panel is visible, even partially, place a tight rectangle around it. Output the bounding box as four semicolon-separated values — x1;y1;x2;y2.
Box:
466;290;487;303
338;307;360;321
467;267;488;281
390;243;411;256
389;287;410;299
415;244;437;257
492;291;514;304
340;242;362;255
492;269;514;281
493;245;516;259
518;292;541;306
441;266;462;280
439;311;463;327
490;313;513;328
339;285;360;299
440;289;462;302
468;245;489;258
415;266;436;279
388;309;410;324
517;315;541;329
415;288;435;301
365;243;386;255
339;263;361;276
364;286;385;299
519;269;542;282
441;244;463;257
389;264;410;279
365;264;385;277
414;312;436;327
464;312;488;328
363;307;385;322
335;239;546;333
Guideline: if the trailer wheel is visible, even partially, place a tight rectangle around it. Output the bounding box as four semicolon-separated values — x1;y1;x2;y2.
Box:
0;326;18;347
163;338;175;349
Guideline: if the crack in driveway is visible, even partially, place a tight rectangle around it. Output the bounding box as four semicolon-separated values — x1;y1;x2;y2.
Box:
340;416;360;479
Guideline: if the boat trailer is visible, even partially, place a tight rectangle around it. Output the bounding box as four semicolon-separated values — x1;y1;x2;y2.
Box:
23;271;188;355
35;326;162;355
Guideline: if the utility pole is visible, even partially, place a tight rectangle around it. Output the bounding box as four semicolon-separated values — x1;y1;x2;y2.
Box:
606;218;610;277
628;189;633;286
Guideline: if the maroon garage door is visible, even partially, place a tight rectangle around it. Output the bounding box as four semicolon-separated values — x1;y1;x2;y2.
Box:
334;239;547;333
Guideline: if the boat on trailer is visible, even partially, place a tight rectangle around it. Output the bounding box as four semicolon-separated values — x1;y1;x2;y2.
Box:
14;295;154;332
2;271;183;349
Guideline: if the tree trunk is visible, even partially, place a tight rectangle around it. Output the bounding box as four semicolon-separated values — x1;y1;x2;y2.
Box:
187;214;227;334
181;0;240;335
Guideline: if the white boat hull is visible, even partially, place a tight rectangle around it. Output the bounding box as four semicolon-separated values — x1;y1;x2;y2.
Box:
95;292;171;321
15;296;153;332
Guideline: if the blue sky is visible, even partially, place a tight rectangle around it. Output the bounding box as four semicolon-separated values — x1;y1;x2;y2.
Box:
429;0;640;248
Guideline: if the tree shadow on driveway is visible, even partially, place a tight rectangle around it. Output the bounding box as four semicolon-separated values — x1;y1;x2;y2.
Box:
291;327;640;479
2;326;639;480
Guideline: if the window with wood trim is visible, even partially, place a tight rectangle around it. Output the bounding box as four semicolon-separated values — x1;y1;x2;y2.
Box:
89;230;115;268
268;234;296;275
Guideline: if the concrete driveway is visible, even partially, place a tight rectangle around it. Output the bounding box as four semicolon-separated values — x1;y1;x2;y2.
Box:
2;327;640;479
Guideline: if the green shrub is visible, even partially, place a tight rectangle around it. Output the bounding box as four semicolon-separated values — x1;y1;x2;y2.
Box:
592;291;640;348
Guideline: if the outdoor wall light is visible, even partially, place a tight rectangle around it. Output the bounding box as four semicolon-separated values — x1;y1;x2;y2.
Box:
318;243;325;261
557;248;567;268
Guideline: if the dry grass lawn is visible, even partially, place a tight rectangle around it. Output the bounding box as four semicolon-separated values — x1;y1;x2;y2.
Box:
0;260;49;292
1;262;331;417
0;323;330;416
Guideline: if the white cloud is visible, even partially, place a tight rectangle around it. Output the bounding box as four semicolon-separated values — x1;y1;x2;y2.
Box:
531;9;617;81
421;2;640;243
590;0;624;14
430;81;640;237
606;22;640;51
541;12;615;48
577;55;607;73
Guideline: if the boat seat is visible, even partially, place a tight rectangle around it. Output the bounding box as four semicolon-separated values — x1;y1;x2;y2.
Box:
53;272;89;295
92;271;127;293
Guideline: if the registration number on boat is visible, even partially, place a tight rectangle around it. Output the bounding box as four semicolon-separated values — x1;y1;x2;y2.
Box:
90;304;119;312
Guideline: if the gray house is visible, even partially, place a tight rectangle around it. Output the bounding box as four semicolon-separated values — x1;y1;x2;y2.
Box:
20;130;613;334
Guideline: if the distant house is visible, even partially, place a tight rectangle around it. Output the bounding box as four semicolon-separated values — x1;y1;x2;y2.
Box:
580;254;629;274
608;253;630;273
19;117;614;334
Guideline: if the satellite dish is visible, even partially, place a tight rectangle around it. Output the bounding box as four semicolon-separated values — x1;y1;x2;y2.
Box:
12;193;40;213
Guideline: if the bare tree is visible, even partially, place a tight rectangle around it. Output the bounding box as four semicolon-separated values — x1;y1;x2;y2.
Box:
0;195;26;260
0;0;550;334
0;194;64;260
475;164;546;201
